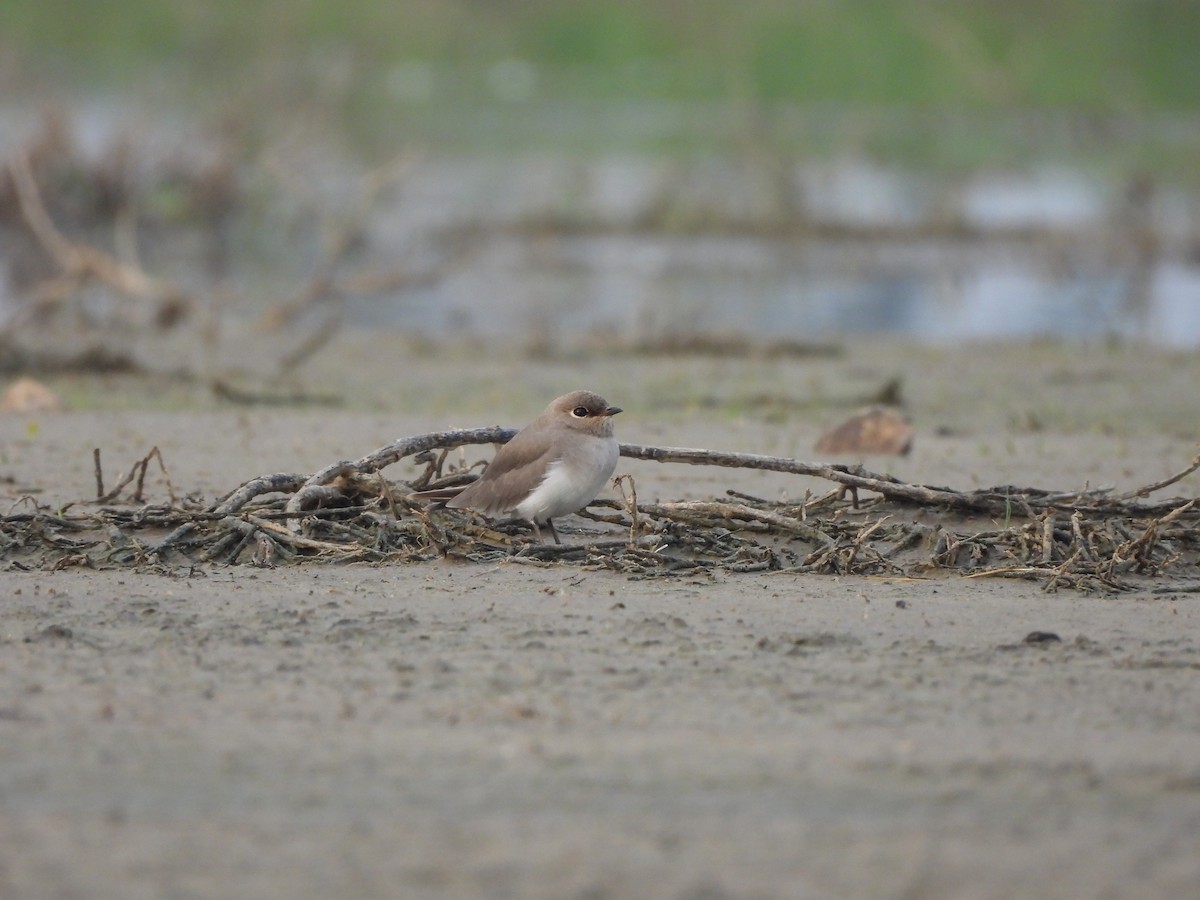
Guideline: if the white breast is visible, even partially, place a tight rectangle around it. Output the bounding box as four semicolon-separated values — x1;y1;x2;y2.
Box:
515;436;618;524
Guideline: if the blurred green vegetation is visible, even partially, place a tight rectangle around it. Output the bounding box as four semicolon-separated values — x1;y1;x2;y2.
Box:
4;0;1197;107
2;0;1198;167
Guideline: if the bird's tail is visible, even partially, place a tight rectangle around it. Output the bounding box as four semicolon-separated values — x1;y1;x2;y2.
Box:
405;486;468;508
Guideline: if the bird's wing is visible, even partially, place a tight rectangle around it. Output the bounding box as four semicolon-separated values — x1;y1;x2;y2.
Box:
446;427;558;516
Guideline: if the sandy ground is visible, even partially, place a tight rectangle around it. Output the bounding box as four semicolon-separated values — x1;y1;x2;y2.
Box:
2;337;1200;899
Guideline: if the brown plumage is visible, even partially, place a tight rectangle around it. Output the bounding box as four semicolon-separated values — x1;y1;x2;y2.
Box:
415;390;622;543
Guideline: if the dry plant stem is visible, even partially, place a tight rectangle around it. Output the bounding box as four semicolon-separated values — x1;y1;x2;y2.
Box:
92;447;176;505
278;427;518;525
1045;548;1086;592
1070;511;1094;561
239;514;352;553
613;474;640;549
98;461;141;505
643;500;835;545
93;449;104;500
376;469;400;520
1109;498;1197;577
1116;451;1200;499
845;517;890;571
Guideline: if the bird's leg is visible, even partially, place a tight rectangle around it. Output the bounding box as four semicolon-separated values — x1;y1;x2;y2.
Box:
545;519;561;545
529;520;544;543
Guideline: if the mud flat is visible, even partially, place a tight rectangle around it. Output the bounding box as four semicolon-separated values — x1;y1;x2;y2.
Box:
2;337;1199;898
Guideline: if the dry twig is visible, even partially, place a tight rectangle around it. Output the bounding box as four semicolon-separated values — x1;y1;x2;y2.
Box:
7;151;193;333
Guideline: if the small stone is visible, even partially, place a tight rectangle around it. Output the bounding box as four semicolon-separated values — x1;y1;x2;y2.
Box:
1024;630;1063;644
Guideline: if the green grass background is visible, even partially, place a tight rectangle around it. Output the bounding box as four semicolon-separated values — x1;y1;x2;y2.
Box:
2;0;1198;167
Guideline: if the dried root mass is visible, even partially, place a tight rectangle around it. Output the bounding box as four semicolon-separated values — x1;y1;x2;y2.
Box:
3;429;1200;593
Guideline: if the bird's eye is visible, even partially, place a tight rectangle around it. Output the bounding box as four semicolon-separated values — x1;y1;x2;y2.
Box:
572;406;589;418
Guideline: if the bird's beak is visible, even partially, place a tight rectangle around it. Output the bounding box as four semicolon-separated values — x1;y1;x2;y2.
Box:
604;406;623;416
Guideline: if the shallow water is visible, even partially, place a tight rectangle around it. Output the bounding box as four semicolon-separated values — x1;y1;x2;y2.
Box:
342;157;1200;347
346;232;1200;347
3;108;1199;347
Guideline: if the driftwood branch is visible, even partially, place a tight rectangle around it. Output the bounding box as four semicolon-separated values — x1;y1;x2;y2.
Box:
251;429;1200;521
279;426;518;520
617;443;1005;513
269;431;935;526
7;150;192;330
4;427;1200;591
187;427;1200;531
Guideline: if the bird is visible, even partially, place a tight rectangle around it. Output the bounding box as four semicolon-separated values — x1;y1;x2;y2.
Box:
414;390;622;544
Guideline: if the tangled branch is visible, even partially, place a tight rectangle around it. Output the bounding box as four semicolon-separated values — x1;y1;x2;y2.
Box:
3;431;1199;593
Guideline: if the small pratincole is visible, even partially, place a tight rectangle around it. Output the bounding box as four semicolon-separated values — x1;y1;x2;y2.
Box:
417;390;622;543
